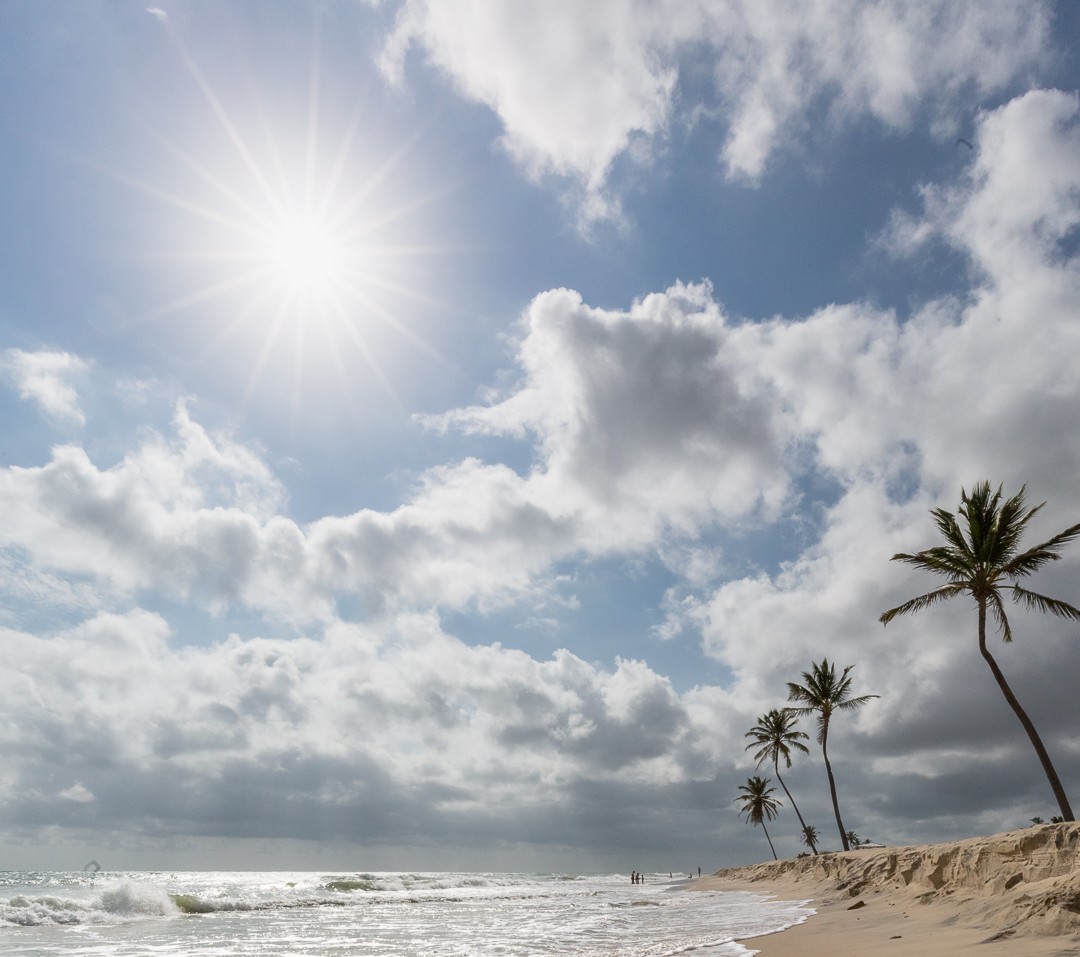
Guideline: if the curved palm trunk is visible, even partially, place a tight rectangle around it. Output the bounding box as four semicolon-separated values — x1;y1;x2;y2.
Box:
773;757;817;854
760;820;778;860
978;601;1075;821
820;721;851;851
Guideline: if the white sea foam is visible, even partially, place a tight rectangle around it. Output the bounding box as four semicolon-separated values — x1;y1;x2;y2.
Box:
0;870;811;956
99;884;179;918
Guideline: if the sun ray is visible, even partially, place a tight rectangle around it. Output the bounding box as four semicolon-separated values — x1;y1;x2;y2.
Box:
120;11;460;421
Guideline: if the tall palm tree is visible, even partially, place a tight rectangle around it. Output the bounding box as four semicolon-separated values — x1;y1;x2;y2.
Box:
880;482;1080;822
735;775;782;860
745;708;818;854
787;659;877;851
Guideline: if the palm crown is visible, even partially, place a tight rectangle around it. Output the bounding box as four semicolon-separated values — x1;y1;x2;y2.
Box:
880;481;1080;641
735;775;781;825
744;708;810;769
786;659;878;743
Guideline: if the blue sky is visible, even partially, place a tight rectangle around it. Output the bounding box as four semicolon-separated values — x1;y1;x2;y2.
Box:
3;0;1080;872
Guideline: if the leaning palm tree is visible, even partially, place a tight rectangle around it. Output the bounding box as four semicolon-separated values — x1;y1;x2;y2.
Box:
745;709;818;854
880;482;1080;822
735;775;782;860
787;659;878;851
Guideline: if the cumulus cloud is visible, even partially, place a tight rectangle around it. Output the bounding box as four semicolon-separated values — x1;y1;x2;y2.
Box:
380;0;680;197
0;610;728;858
425;282;791;544
0;401;304;619
378;0;1048;213
0;348;87;425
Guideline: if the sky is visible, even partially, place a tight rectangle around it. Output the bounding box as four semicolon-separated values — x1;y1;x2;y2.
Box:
2;0;1080;873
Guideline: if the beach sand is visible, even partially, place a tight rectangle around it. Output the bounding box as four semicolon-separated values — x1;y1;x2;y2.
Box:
698;823;1080;956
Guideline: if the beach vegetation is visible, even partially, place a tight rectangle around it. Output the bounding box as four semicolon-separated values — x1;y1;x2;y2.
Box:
787;658;878;851
745;708;818;854
735;775;783;860
880;482;1080;822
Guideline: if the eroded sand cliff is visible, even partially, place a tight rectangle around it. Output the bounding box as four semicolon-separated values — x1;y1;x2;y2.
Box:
715;823;1080;939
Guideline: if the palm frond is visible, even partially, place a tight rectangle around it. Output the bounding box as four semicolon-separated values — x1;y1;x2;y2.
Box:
1009;585;1080;621
992;486;1038;561
835;693;880;711
931;506;971;555
1003;522;1080;579
880;585;965;625
889;546;974;581
986;590;1013;643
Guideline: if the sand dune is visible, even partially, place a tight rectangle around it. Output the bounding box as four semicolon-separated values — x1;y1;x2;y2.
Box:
700;823;1080;955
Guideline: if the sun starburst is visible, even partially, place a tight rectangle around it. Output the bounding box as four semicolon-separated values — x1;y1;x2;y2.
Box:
121;14;448;416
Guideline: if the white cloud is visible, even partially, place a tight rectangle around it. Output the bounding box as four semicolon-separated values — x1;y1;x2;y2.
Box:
707;0;1048;180
380;0;681;193
58;784;95;803
427;281;791;547
0;349;87;426
378;0;1049;212
0;401;304;619
0;610;724;856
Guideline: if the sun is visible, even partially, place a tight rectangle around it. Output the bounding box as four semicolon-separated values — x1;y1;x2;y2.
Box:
126;13;445;410
267;219;338;290
259;211;351;302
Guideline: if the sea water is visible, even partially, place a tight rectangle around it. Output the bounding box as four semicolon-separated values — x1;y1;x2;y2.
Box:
0;870;813;957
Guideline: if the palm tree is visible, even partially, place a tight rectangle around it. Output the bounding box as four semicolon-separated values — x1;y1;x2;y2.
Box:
735;775;782;860
880;482;1080;822
745;709;818;854
787;659;878;851
802;824;820;852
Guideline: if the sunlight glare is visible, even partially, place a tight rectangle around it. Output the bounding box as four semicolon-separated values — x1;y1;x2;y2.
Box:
263;214;348;297
128;13;451;421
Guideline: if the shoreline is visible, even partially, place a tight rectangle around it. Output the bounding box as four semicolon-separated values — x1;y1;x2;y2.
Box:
695;824;1080;956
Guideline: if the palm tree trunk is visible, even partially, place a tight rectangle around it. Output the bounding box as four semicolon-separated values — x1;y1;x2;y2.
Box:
977;600;1075;821
760;820;778;860
774;757;817;854
821;721;851;850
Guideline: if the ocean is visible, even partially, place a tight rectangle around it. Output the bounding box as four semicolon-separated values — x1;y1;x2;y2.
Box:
0;869;813;956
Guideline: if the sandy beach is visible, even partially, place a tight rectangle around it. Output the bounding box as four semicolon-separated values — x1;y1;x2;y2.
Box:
699;823;1080;956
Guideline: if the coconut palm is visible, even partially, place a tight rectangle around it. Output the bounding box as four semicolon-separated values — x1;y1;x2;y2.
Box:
802;824;820;852
735;775;782;860
745;708;818;854
787;659;878;851
880;482;1080;822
